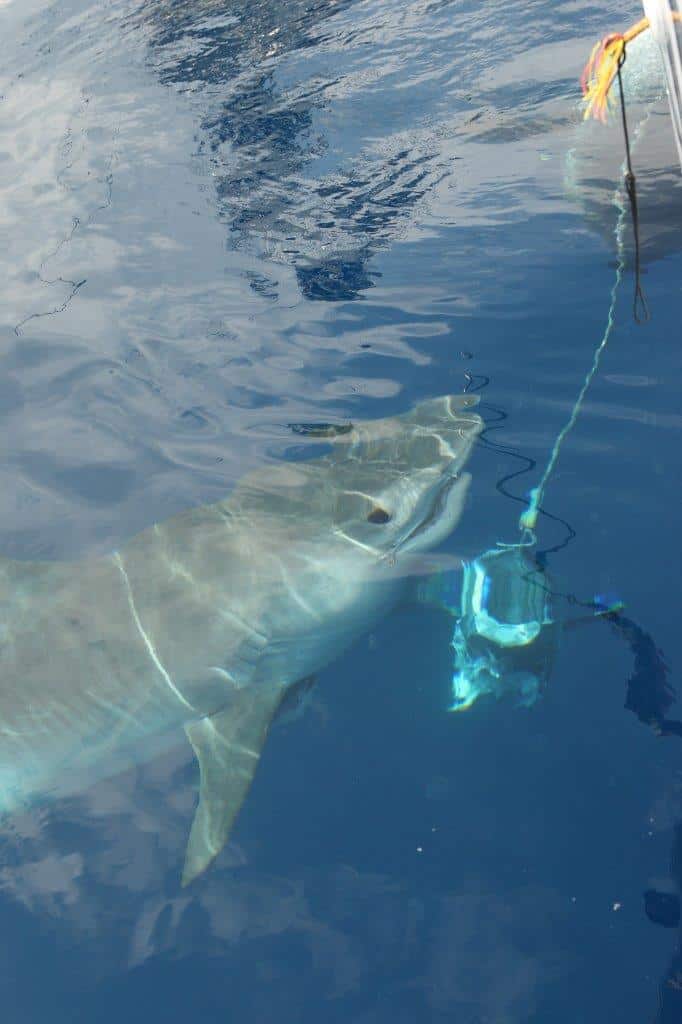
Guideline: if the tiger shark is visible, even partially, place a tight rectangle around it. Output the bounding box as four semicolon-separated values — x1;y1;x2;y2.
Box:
0;394;481;884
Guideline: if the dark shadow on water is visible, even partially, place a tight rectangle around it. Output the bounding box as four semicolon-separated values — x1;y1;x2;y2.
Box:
137;0;436;302
604;611;682;1023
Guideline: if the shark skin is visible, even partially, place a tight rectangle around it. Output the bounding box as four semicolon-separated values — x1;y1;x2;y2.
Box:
0;394;482;883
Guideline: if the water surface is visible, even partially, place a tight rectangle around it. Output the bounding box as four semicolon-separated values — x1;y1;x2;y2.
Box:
1;0;681;1020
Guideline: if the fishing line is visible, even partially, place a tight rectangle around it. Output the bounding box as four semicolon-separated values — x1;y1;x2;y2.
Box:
445;23;655;710
517;245;623;538
462;372;575;548
465;395;577;553
518;14;665;536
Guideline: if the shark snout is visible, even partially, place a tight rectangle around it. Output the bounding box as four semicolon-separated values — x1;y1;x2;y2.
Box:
410;393;481;427
403;394;482;475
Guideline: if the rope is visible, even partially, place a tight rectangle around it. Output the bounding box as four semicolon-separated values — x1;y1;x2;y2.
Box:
615;50;650;322
518;204;628;534
517;19;660;532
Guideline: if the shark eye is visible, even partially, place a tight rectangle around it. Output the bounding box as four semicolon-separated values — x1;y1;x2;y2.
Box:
367;506;391;524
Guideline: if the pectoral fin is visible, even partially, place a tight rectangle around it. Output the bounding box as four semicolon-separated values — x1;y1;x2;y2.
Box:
182;684;283;886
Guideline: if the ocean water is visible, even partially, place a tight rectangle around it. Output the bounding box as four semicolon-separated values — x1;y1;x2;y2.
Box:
1;0;682;1020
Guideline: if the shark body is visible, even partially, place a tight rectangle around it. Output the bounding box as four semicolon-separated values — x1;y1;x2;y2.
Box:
0;395;481;883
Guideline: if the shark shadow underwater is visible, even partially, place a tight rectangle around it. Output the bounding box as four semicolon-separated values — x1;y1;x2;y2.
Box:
0;395;482;884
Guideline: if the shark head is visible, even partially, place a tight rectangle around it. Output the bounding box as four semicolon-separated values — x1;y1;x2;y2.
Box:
320;393;483;562
245;393;482;566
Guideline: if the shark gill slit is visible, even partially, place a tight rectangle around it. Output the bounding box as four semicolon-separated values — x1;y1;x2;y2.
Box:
113;552;194;712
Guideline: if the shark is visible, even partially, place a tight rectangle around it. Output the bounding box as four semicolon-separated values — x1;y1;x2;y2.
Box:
0;393;482;884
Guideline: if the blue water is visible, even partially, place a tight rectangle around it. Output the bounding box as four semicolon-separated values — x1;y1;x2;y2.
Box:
2;0;682;1020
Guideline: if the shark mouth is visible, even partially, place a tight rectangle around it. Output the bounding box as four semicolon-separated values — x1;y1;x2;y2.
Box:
395;470;468;557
